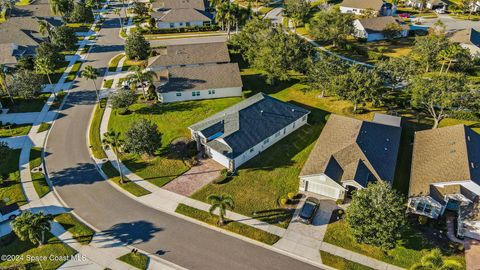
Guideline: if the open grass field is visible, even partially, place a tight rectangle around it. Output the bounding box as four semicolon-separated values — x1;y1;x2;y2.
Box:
0;232;76;269
117;252;149;270
54;213;95;245
176;204;280;245
30;147;50;198
323;219;465;269
0;149;27;206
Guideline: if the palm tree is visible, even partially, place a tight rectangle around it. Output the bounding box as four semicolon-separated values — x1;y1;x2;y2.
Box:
48;0;61;15
35;57;57;99
215;2;237;39
11;211;53;246
0;65;13;104
37;19;55;42
113;8;123;30
207;194;235;226
81;65;100;103
103;130;125;184
410;249;462;270
127;66;157;101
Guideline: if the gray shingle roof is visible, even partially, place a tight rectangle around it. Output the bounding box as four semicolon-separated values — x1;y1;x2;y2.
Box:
147;42;230;68
357;16;408;34
300;114;402;187
409;125;480;197
151;8;211;23
448;28;480;47
189;93;310;159
155;63;242;93
341;0;384;10
152;0;206;10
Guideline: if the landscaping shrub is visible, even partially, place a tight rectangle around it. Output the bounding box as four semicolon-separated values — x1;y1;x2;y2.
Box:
451;110;480;121
139;25;220;35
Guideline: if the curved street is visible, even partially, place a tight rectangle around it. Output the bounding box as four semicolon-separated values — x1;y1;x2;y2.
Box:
44;5;323;270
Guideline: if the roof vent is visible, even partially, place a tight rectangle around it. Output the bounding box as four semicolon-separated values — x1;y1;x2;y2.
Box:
468;136;471;141
471;162;475;169
386;138;390;142
291;109;295;112
450;149;456;154
384;148;388;151
260;110;264;114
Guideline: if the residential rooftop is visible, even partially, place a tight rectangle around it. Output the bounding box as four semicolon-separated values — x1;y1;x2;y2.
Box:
448;28;480;47
151;8;211;23
357;16;408;33
189;93;310;159
152;0;206;10
340;0;385;10
300;114;402;187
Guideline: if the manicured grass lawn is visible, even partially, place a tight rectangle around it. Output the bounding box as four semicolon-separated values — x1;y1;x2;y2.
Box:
1;93;50;113
176;204;280;245
51;61;71;83
320;251;374;270
0;232;76;269
108;54;125;72
122;58;147;71
108;97;241;187
0;149;26;206
65;61;83;82
89;100;107;159
66;23;93;33
37;122;51;133
30;147;50;198
101;161;151;197
117;252;149;270
49;91;67;111
323;219;465;269
15;0;31;6
54;213;95;245
0;123;31;138
103;79;114;89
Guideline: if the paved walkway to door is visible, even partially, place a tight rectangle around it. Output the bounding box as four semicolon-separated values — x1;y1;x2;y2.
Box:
465;237;480;270
162;158;223;196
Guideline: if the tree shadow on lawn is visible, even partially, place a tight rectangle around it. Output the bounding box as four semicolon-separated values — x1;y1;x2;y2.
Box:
251;208;295;225
241;73;302;97
133;101;201;115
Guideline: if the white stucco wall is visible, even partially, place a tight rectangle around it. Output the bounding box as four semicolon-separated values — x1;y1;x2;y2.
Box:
157;20;205;29
159;87;242;103
299;174;345;200
340;6;365;15
208;147;231;168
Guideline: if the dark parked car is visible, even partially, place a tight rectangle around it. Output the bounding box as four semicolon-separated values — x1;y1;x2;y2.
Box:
298;197;320;224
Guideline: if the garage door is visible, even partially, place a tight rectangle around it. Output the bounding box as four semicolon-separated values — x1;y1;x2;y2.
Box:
306;181;340;199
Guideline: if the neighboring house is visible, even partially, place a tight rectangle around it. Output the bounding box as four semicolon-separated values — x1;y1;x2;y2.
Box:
471;1;480;12
405;0;448;10
153;63;243;103
151;0;212;29
339;0;395;16
407;125;480;240
299;114;402;200
448;28;480;57
147;42;231;70
189;93;310;171
353;16;409;42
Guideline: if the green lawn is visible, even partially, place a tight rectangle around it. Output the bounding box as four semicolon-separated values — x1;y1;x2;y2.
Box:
50;61;70;83
108;54;125;72
121;58;146;71
0;232;76;269
54;213;95;245
320;251;374;270
101;161;151;197
323;219;465;269
176;204;280;245
1;93;50;113
15;0;31;5
103;79;114;89
108;97;241;187
66;23;93;33
89;100;107;159
37;122;51;133
0;149;27;206
49;91;67;111
117;252;149;270
30;147;50;198
0;123;31;137
65;61;83;82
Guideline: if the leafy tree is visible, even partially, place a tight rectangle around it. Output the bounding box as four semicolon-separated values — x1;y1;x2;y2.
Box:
81;65;100;102
346;181;406;250
309;8;354;47
132;1;148;17
37;19;54;42
35;42;63;70
103;130;126;184
284;0;310;30
110;88;136;111
124;119;161;157
437;43;471;73
306;54;348;97
11;211;53;246
410;32;449;73
207;194;235;226
382;22;404;40
68;2;94;23
52;25;77;50
215;2;239;38
16;56;35;71
0;141;10;162
229;17;272;64
125;32;150;60
461;0;475;18
410;249;463;270
285;33;315;74
360;8;378;18
376;57;417;90
409;73;472;128
48;0;73;16
11;69;42;99
127;66;157;100
0;64;14;104
34;56;57;98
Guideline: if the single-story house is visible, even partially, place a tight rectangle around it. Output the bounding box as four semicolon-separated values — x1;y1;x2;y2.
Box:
153;63;242;103
340;0;395;16
189;93;310;171
408;125;480;240
353;16;409;42
405;0;448;10
152;0;206;10
147;42;231;70
151;0;212;29
448;28;480;57
299;114;402;200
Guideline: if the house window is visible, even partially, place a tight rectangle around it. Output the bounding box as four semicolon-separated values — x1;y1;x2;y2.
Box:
169;23;174;28
179;22;183;26
196;91;200;96
263;138;269;144
208;89;215;95
192;91;201;96
176;92;182;97
186;22;190;27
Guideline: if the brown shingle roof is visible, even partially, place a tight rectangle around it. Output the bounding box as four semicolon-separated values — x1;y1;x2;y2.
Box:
300;114;402;187
152;0;205;10
156;63;242;92
357;16;408;33
147;42;230;68
341;0;384;10
409;125;480;197
151;8;211;23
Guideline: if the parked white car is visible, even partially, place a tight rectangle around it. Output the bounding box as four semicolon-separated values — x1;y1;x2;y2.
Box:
435;9;446;14
0;203;21;223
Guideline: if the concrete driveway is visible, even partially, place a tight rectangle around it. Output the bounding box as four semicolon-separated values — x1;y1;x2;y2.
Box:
274;194;338;263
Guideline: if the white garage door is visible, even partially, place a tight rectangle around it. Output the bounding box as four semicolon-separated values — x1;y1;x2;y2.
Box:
306;181;340;199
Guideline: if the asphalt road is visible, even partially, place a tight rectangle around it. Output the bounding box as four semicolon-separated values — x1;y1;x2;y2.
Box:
44;6;323;270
